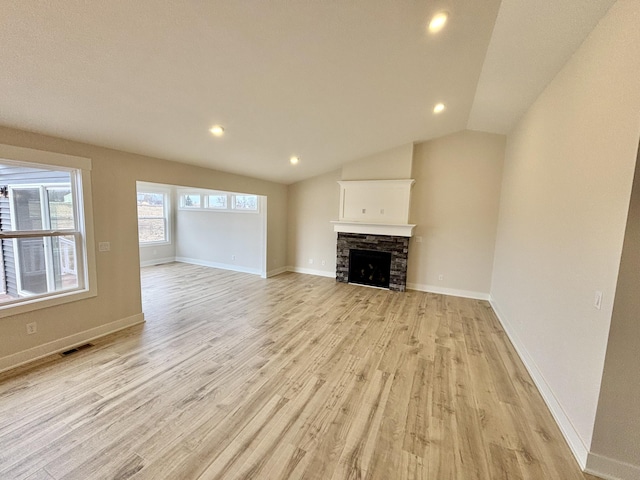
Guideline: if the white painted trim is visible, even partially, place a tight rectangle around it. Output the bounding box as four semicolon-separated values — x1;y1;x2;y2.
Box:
175;257;261;276
586;453;640;480
260;196;267;278
331;221;415;237
489;297;589;468
0;143;92;171
287;266;335;278
407;282;490;301
0;313;145;374
140;256;176;267
266;266;288;278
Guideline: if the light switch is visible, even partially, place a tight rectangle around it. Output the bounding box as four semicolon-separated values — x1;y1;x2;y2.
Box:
594;291;603;310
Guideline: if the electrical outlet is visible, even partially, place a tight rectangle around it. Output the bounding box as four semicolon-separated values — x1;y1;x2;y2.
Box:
594;291;603;310
231;255;236;261
321;260;326;266
308;258;314;265
98;241;110;252
26;322;37;335
438;274;444;281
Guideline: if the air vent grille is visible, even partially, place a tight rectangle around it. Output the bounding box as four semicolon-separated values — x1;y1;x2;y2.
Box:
60;343;94;356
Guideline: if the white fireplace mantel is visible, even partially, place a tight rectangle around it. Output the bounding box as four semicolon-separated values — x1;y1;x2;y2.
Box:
331;221;415;237
331;179;416;237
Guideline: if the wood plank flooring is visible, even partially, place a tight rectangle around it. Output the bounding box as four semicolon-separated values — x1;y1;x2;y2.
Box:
0;263;600;479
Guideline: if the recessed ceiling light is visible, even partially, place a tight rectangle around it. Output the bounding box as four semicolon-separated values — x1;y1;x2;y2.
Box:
429;12;448;33
433;103;446;114
290;156;300;165
209;125;224;137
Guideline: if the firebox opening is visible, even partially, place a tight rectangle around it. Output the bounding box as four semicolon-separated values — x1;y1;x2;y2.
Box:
348;249;392;289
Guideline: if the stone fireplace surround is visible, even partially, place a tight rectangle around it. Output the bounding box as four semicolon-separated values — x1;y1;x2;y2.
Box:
336;232;410;292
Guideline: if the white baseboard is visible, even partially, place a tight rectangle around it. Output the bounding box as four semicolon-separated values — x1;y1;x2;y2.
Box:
489;297;589;469
586;453;640;480
0;313;145;374
175;256;262;276
287;266;335;278
140;256;176;267
266;266;288;278
407;282;490;301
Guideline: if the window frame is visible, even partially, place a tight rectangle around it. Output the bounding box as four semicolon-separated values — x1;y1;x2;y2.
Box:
179;193;203;209
137;188;171;245
178;190;260;214
231;194;259;212
8;183;80;296
0;144;97;318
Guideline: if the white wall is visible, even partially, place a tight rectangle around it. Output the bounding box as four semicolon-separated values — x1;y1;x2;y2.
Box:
176;196;265;275
408;131;505;299
490;0;640;469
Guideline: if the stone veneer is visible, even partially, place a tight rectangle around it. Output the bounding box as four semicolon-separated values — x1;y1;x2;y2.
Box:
336;232;410;292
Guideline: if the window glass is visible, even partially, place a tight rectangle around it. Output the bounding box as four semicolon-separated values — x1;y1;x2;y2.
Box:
234;194;258;211
182;194;201;208
207;194;228;209
12;188;44;231
47;187;74;230
137;192;167;243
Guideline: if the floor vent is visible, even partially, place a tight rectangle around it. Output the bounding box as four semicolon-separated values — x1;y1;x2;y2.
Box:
60;343;94;356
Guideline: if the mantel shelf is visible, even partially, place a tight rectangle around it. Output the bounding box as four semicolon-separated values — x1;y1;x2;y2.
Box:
331;221;416;237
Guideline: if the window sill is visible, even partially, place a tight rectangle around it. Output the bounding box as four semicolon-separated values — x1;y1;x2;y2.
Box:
139;240;171;247
177;207;259;214
0;287;97;319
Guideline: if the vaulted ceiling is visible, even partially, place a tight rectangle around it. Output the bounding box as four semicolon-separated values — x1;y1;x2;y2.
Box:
0;0;617;184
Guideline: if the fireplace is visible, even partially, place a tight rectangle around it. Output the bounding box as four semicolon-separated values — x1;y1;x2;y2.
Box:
336;233;409;292
348;249;391;288
332;179;414;292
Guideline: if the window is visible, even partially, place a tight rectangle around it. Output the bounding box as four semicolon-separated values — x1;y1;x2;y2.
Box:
178;190;259;213
233;194;258;211
137;191;169;244
207;194;227;209
181;194;201;208
0;144;96;315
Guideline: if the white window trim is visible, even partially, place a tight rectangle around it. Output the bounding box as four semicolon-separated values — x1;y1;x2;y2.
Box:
137;187;171;246
0;144;97;318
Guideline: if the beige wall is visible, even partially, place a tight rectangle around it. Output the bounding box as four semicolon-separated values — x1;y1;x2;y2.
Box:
0;125;287;369
490;0;640;468
589;142;640;475
341;143;413;180
287;131;505;297
287;169;340;276
408;131;505;297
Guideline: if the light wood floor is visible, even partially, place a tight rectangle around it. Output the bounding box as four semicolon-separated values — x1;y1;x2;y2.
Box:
0;263;599;480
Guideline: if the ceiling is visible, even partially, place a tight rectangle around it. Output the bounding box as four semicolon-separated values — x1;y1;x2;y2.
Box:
0;0;617;184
